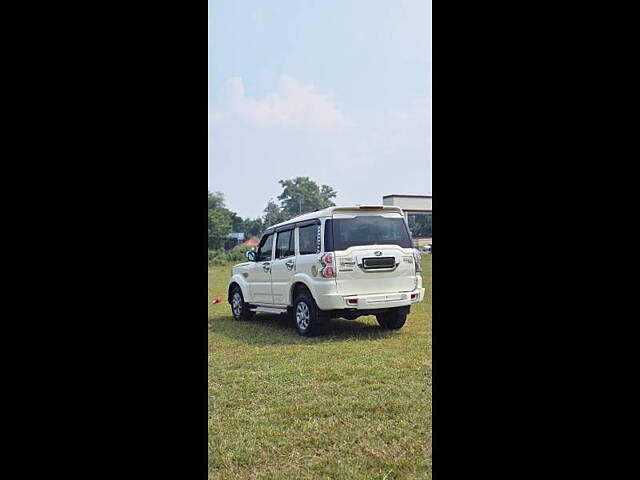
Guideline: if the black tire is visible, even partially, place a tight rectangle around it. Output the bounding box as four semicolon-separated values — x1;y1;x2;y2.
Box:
293;290;326;336
230;286;254;321
376;308;408;330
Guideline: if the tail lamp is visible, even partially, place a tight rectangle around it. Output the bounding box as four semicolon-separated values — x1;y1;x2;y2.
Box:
413;251;422;272
321;266;335;278
319;252;335;278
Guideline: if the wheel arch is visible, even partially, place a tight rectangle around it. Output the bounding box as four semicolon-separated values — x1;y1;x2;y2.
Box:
289;280;312;305
228;276;250;304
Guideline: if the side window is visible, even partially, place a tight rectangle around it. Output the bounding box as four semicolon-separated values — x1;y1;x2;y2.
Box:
298;224;319;255
256;234;274;262
275;230;294;259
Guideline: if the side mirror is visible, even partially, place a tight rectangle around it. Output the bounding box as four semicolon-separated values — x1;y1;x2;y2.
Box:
246;250;256;262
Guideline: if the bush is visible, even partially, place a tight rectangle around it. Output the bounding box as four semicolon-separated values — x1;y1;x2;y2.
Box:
208;246;253;266
207;250;225;266
224;245;253;263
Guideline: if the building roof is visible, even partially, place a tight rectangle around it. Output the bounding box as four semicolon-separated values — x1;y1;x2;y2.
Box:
382;194;432;199
241;237;260;247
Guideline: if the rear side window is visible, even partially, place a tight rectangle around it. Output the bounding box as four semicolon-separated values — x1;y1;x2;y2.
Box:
324;219;334;252
298;224;319;255
275;230;294;259
331;216;412;250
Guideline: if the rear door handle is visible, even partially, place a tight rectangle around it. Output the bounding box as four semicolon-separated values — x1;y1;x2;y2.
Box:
285;259;295;270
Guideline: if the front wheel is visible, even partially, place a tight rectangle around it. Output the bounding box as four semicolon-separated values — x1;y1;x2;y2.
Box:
230;286;254;321
293;291;325;336
376;308;408;330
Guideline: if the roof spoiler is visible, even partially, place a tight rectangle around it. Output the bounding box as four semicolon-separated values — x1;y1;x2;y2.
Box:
332;205;403;214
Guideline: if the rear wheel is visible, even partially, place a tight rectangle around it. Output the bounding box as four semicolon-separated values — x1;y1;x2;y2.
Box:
293;291;326;336
376;308;407;330
230;286;254;321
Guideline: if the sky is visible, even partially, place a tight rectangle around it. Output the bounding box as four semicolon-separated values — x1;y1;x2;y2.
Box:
209;0;432;219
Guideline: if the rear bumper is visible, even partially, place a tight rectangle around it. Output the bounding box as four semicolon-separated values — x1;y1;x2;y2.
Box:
316;287;425;311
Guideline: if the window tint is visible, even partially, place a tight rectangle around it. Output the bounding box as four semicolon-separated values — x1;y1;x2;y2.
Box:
256;234;274;261
298;224;319;255
275;230;294;259
332;216;412;250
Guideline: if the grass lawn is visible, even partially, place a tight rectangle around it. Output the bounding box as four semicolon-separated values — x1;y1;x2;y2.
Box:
208;255;432;479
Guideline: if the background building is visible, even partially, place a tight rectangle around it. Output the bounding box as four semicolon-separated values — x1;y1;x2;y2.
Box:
383;194;432;248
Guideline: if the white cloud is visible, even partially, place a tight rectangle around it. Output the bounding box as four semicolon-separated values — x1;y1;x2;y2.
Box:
209;76;431;218
211;75;352;130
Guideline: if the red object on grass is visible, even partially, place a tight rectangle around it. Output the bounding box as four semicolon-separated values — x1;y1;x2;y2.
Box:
213;296;221;304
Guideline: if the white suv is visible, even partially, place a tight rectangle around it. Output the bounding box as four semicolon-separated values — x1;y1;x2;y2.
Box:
228;206;425;336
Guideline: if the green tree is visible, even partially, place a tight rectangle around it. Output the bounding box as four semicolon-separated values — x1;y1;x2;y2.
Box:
243;217;265;237
229;211;244;233
277;177;337;218
208;191;225;210
208;191;233;249
263;199;288;227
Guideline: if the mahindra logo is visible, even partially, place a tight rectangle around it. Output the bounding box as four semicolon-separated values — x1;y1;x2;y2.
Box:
374;251;382;256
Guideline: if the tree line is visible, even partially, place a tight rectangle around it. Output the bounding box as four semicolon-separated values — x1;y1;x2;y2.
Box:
208;177;336;250
208;176;432;251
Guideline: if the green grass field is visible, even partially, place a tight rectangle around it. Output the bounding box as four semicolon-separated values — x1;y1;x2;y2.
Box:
208;255;432;479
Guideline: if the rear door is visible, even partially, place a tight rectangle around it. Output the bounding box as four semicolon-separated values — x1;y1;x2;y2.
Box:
270;228;296;305
330;212;417;296
295;220;324;288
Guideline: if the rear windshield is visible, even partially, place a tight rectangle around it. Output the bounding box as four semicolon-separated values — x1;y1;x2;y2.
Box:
329;216;412;250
